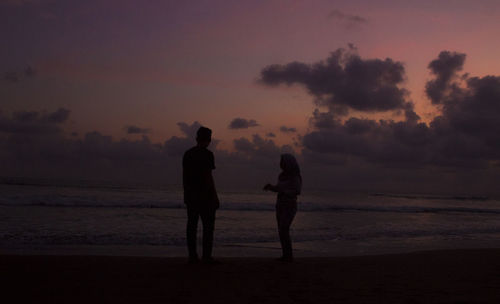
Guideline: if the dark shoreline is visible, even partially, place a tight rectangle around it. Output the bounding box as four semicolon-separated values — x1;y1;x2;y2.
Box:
2;249;500;303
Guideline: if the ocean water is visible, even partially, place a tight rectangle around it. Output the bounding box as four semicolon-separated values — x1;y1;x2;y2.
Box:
2;177;500;257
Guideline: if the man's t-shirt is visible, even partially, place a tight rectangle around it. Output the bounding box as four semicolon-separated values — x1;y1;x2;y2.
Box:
182;146;218;209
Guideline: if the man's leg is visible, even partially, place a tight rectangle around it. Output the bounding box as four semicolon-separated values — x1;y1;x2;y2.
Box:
186;206;200;261
200;208;216;260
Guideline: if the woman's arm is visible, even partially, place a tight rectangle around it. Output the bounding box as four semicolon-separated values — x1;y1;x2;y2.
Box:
264;176;301;194
263;184;279;192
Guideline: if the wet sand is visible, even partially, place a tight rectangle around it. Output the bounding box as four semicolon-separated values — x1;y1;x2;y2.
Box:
2;249;500;303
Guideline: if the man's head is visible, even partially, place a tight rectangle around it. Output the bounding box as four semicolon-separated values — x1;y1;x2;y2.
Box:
196;126;212;148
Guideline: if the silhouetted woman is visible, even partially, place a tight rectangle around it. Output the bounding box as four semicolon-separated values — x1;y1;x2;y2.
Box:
264;153;302;262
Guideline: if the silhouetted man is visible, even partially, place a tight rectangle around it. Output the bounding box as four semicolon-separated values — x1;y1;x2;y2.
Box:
183;126;219;263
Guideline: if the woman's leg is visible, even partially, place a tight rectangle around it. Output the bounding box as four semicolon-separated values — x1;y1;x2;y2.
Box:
276;204;297;259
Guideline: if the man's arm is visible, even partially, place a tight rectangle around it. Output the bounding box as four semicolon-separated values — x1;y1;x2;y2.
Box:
182;153;188;203
207;151;219;207
208;171;219;206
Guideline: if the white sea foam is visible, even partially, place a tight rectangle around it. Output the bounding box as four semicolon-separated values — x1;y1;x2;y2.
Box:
3;178;500;255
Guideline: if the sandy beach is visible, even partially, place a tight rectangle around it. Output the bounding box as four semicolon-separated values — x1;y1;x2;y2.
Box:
2;249;499;303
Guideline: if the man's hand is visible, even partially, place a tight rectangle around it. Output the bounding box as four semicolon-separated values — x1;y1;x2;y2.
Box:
263;184;273;191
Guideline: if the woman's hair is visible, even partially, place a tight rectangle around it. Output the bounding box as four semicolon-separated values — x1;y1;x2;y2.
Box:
280;153;301;176
280;153;302;196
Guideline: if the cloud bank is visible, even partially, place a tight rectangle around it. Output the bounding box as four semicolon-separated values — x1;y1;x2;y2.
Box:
2;49;500;193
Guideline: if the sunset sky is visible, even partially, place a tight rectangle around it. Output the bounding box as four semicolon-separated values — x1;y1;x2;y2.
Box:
2;0;500;193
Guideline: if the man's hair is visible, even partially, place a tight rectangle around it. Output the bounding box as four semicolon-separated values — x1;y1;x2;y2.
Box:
196;126;212;141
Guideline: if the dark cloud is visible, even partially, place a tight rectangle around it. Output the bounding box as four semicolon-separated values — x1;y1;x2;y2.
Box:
279;126;297;133
309;109;340;129
425;51;466;104
403;101;420;122
233;134;292;159
125;125;150;134
233;137;255;153
177;121;202;137
0;113;168;183
162;121;201;157
421;51;500;162
0;108;69;134
260;47;412;115
303;117;433;166
228;118;259;129
434;77;500;159
166;121;224;157
327;9;367;28
1;118;197;164
266;132;276;138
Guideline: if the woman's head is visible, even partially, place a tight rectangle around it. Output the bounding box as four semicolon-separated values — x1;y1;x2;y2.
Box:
280;153;300;175
279;153;302;195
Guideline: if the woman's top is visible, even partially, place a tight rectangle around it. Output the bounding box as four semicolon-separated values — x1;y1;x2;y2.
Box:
275;174;302;205
275;153;302;206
